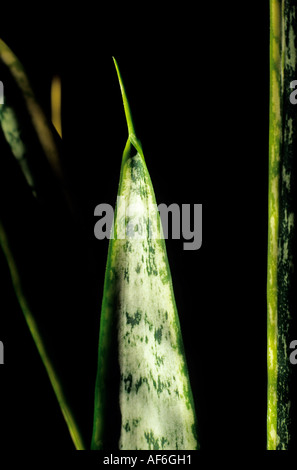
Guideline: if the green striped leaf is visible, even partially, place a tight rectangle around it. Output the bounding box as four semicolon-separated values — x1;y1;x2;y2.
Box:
267;0;297;450
91;58;198;450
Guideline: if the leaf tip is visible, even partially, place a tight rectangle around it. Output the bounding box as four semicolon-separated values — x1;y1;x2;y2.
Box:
112;56;135;136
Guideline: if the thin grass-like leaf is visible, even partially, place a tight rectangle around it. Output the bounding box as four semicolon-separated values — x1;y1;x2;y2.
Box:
0;218;85;450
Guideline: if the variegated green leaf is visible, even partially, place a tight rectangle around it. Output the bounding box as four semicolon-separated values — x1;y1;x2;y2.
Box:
0;38;74;213
267;0;297;450
91;58;198;450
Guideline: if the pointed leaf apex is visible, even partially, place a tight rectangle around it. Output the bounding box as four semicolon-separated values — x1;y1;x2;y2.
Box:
113;57;136;138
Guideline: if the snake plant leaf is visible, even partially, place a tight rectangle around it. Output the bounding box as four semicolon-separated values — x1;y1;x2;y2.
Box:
0;39;86;449
0;38;73;213
51;75;62;138
0;38;61;177
267;0;297;450
91;58;198;450
0;121;86;451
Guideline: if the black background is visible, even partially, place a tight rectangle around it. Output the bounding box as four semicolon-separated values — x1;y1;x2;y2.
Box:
0;4;270;455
